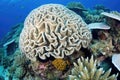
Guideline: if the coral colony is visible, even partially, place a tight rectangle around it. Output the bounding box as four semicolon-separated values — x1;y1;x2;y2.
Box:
0;2;120;80
19;4;92;61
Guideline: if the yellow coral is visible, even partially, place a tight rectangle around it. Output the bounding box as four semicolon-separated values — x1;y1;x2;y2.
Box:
52;58;69;71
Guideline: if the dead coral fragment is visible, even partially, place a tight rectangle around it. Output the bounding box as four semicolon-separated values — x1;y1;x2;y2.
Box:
69;56;117;80
52;58;70;71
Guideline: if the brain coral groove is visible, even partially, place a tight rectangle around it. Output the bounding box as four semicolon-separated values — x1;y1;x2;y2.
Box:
19;4;92;61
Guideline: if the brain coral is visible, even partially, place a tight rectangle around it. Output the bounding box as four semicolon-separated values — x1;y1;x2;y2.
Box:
19;4;92;61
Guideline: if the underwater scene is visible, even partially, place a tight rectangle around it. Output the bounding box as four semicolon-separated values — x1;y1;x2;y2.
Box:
0;0;120;80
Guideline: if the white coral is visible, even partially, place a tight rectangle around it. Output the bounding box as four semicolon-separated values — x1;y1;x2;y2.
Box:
101;11;120;21
19;4;92;61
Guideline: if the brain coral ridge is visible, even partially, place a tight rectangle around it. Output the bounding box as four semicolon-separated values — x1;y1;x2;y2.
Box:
19;4;92;61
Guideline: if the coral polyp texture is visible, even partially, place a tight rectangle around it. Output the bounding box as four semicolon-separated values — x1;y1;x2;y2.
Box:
19;4;92;61
52;58;70;71
69;56;117;80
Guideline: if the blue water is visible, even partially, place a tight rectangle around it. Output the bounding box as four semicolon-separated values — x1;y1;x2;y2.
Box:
0;0;120;40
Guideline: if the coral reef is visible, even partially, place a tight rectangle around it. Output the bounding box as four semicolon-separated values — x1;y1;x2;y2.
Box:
102;11;120;53
83;5;109;24
0;48;4;65
1;56;11;69
66;1;87;16
19;4;92;61
83;12;104;24
0;23;27;80
27;60;69;80
0;23;23;47
3;39;17;56
93;5;110;12
67;2;85;10
7;49;28;80
1;2;120;80
0;23;23;57
89;39;114;57
13;66;26;79
66;2;107;24
69;56;118;80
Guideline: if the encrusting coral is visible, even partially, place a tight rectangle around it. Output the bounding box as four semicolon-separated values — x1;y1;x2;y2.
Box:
69;56;118;80
52;58;70;71
19;4;92;61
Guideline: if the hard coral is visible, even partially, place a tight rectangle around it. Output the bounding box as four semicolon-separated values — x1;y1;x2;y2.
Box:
19;4;92;61
89;40;113;57
101;11;120;53
69;56;118;80
101;11;120;21
52;58;70;71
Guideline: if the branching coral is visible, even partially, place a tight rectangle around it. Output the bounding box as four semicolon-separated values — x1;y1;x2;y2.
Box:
69;56;117;80
19;4;92;61
82;5;107;24
89;40;114;57
84;13;104;24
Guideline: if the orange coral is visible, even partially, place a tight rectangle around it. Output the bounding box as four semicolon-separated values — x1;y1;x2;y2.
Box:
52;58;70;71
